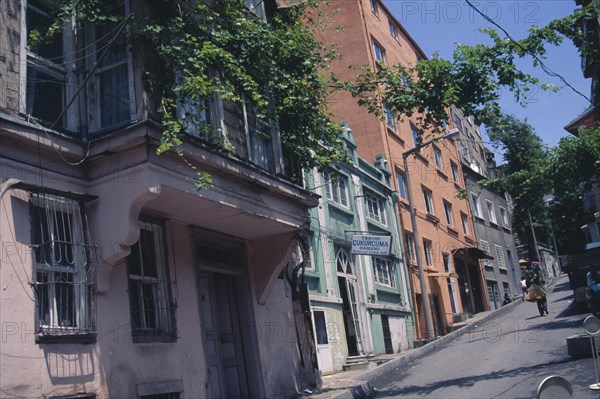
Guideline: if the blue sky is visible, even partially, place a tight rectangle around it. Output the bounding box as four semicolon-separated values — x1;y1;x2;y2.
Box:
383;0;591;161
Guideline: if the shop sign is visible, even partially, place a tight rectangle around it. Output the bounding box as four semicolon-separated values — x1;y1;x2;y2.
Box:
351;235;391;255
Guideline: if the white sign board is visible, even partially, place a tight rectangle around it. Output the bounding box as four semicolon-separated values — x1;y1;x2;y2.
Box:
351;235;391;255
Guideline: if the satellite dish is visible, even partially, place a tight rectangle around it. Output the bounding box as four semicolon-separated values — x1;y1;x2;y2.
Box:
537;376;573;399
584;316;600;336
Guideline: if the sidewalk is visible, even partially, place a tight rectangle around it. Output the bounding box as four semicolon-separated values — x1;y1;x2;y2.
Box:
304;303;519;399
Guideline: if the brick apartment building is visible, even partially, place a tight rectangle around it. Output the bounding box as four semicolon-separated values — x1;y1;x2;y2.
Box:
316;0;490;338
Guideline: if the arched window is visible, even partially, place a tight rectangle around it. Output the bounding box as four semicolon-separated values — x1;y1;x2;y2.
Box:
336;246;353;274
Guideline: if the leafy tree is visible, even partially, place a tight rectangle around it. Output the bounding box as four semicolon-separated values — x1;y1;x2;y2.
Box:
483;114;553;257
37;0;350;188
346;3;597;135
485;116;600;256
547;125;600;253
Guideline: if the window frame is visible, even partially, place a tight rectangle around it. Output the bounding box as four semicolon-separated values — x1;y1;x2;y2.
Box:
443;200;454;226
404;232;416;262
323;171;349;208
486;200;498;225
423;239;433;266
433;146;443;169
479;240;492;267
24;1;73;130
370;0;379;15
30;192;95;342
499;206;509;227
373;257;396;288
470;192;482;218
451;162;460;183
384;105;398;131
22;0;136;135
372;38;386;64
396;170;407;200
389;20;398;39
495;244;507;270
422;187;435;215
461;212;470;235
126;219;176;342
365;191;387;226
313;309;329;345
411;128;420;150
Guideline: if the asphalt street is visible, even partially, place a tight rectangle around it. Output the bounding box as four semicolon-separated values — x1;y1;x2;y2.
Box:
371;275;600;399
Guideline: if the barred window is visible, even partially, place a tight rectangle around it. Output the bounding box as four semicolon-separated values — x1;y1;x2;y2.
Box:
30;193;95;341
127;220;175;341
495;245;507;270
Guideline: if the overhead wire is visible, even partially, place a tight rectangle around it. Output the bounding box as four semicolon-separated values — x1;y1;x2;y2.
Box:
464;0;593;105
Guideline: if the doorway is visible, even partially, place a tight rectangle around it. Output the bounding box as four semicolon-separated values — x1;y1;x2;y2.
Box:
381;315;393;354
338;276;360;356
198;273;249;399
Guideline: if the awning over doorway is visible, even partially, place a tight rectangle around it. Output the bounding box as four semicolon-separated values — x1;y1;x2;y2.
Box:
452;247;494;260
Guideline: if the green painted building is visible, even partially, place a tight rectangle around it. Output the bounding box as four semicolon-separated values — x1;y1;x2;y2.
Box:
304;125;414;374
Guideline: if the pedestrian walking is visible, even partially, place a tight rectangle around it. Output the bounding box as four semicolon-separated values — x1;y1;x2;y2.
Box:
521;259;549;316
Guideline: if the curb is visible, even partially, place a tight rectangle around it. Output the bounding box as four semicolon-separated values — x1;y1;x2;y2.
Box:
312;300;521;399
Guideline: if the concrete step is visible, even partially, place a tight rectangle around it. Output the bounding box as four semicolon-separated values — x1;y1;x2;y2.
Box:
342;360;377;371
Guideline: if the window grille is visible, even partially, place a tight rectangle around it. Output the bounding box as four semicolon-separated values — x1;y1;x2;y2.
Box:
127;220;175;340
480;240;492;267
30;192;95;339
495;245;507;270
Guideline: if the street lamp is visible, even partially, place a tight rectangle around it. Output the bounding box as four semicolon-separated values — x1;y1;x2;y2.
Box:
402;128;459;340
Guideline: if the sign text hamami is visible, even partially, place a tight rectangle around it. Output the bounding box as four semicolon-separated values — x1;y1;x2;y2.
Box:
351;235;391;256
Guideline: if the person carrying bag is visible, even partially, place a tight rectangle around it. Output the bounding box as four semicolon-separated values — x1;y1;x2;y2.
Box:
521;259;549;316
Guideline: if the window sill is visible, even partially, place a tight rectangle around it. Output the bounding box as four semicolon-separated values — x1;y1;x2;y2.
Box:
36;332;97;344
327;201;354;217
426;213;440;224
375;284;401;294
413;151;428;164
132;334;177;343
386;126;398;136
367;218;388;229
436;168;449;180
473;215;485;224
447;225;459;236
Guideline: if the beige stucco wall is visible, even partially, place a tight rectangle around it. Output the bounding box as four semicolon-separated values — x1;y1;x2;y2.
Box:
388;316;409;353
251;279;306;397
0;195;208;398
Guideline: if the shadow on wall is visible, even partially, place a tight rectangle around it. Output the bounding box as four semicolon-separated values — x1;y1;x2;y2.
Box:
42;345;96;385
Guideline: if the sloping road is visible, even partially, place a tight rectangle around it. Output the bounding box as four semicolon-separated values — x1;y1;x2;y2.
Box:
372;275;600;398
